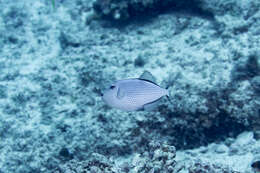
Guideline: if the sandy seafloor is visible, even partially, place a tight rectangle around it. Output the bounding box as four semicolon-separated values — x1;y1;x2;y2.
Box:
0;0;260;172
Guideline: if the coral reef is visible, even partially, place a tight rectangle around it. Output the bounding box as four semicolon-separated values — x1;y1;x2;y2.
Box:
187;161;240;173
54;141;245;173
0;0;259;172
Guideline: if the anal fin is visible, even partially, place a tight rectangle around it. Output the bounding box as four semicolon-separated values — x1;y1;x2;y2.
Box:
142;97;163;111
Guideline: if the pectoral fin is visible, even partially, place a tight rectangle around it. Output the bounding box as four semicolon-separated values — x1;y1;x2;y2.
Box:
116;87;125;99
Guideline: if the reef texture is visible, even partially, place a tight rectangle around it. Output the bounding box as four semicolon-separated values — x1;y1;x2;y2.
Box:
54;141;244;173
0;0;259;172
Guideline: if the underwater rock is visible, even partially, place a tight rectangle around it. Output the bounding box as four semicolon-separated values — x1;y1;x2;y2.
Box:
55;140;251;172
231;53;260;81
131;141;176;172
251;76;260;93
55;141;177;173
187;161;241;173
54;153;117;173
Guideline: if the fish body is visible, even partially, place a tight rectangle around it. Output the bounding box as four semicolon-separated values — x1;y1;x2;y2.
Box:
102;76;168;111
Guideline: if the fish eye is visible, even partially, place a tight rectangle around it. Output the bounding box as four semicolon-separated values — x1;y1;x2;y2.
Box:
110;85;115;89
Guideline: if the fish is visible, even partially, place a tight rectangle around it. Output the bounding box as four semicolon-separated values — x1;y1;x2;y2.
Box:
101;71;169;111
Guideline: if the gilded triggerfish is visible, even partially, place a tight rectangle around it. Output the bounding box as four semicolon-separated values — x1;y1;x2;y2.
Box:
101;71;169;111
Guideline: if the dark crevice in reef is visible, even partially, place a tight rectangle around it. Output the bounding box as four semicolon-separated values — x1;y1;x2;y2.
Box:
202;111;247;144
161;111;248;150
128;0;214;20
93;0;214;26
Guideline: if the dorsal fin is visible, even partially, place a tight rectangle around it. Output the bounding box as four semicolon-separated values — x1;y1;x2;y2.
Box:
139;71;157;84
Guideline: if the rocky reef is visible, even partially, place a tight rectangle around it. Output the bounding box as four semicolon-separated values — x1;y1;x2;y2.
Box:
0;0;259;172
55;141;245;173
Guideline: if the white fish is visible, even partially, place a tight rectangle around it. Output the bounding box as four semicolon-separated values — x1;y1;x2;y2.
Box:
102;71;169;111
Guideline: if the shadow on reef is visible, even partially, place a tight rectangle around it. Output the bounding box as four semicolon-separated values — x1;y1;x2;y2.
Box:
93;0;215;27
144;110;247;150
128;86;250;151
